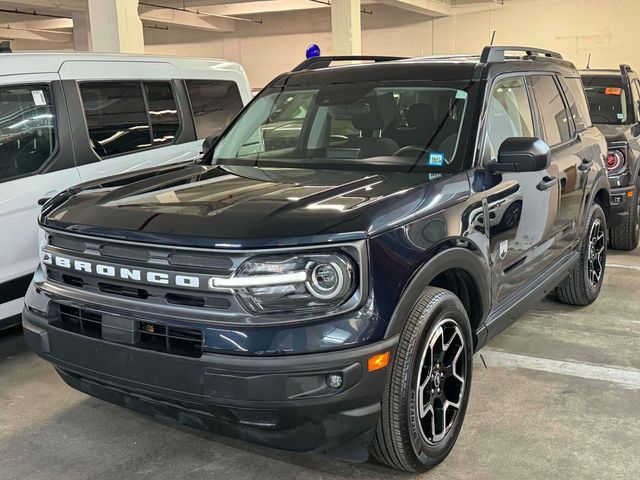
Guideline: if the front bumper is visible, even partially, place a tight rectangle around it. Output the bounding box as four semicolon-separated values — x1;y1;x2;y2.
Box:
23;306;397;456
608;185;635;227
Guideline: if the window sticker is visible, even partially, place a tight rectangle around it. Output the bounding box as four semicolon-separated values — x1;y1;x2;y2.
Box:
428;152;445;166
31;90;46;106
617;113;625;120
456;90;468;100
605;87;622;96
428;173;443;180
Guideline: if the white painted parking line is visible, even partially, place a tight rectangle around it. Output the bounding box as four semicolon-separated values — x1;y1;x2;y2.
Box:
481;350;640;390
606;263;640;271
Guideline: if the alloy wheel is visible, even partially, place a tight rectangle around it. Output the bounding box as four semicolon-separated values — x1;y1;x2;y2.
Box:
587;218;605;288
415;318;467;445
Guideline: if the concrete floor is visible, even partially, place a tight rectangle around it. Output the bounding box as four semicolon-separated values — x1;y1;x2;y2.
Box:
1;249;639;480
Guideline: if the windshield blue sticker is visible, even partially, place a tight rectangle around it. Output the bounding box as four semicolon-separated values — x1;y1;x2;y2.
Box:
456;90;468;100
428;152;445;166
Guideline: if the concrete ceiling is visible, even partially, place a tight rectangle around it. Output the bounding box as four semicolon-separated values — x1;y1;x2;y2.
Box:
0;0;504;42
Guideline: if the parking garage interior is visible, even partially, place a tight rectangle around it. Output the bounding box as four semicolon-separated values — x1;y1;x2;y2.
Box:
1;1;639;479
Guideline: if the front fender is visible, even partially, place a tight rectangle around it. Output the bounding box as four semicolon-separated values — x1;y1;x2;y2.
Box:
382;246;490;345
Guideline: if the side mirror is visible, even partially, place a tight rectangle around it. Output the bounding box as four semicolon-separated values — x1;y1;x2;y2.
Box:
490;137;551;173
201;133;220;154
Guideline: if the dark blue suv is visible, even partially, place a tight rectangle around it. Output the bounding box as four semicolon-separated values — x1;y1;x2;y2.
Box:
24;46;610;472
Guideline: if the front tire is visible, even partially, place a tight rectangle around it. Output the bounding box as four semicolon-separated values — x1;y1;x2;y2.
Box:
555;202;607;306
610;178;640;251
370;287;473;472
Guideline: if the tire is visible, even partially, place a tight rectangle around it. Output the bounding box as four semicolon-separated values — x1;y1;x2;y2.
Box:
610;178;640;251
555;202;607;306
370;287;473;472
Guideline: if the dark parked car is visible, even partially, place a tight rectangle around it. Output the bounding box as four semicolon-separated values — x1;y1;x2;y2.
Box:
581;65;640;250
24;47;610;472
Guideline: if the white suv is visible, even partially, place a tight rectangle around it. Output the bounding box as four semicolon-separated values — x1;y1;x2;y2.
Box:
0;53;251;329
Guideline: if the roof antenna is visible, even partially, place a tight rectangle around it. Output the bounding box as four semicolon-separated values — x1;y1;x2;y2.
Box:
490;30;496;46
586;53;591;69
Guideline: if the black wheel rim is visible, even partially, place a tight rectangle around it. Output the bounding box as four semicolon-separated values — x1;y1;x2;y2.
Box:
415;318;467;445
588;218;605;288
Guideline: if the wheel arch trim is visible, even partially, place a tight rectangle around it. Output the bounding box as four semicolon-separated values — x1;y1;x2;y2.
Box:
383;246;490;345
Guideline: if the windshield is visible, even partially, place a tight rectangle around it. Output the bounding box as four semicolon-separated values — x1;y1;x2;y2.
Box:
211;81;473;172
581;75;629;124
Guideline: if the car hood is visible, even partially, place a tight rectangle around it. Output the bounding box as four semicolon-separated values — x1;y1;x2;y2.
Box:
43;164;470;248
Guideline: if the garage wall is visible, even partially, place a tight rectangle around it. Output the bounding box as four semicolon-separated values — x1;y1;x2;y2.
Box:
434;0;640;71
143;0;640;88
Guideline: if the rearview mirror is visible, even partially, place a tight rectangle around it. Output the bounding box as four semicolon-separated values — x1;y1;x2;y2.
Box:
201;133;220;154
490;137;551;173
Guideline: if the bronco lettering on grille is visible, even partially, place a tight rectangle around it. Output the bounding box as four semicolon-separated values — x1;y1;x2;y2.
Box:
42;252;201;289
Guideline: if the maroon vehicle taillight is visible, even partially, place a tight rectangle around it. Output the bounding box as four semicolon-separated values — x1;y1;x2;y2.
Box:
606;149;625;171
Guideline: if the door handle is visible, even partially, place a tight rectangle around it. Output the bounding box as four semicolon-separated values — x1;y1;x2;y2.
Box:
578;158;593;171
537;176;558;191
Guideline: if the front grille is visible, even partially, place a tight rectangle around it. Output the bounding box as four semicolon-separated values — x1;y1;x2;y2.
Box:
55;304;203;358
48;233;234;274
45;233;240;311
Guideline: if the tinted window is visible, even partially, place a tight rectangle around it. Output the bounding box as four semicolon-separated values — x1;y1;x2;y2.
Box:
213;82;472;172
185;80;243;139
530;75;572;145
145;82;180;147
0;84;56;182
581;75;628;125
563;77;592;131
80;82;150;157
482;76;534;164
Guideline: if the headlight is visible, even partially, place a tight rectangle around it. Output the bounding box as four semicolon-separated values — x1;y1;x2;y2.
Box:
209;252;357;314
37;227;48;265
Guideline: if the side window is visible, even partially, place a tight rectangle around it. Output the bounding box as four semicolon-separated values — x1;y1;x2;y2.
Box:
185;80;244;140
482;76;534;164
80;82;150;157
0;84;57;183
563;77;592;131
530;75;573;146
144;82;180;147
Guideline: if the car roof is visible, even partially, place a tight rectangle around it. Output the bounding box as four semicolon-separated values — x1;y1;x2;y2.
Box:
274;54;579;88
0;52;245;78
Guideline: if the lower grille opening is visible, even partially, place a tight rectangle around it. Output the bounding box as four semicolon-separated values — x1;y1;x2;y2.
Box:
54;304;203;358
61;274;84;288
59;305;102;337
166;293;206;308
98;282;149;299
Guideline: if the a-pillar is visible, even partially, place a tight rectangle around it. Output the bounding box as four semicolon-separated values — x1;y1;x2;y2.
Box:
87;0;144;54
331;0;362;55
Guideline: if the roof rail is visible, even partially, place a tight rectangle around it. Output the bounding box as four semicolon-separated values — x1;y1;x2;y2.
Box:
481;45;563;63
620;64;633;75
291;55;405;72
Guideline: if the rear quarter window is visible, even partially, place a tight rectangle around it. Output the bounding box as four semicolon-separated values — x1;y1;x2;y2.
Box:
185;80;244;140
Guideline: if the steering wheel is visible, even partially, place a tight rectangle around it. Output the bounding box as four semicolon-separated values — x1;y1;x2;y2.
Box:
393;145;434;157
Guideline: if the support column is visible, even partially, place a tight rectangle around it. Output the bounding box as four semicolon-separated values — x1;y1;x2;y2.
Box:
331;0;361;55
87;0;144;54
72;11;92;52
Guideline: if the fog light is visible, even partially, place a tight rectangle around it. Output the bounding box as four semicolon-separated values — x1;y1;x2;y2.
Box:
326;374;343;389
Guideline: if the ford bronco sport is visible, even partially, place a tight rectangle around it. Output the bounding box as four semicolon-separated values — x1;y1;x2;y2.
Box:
24;46;610;472
581;65;640;250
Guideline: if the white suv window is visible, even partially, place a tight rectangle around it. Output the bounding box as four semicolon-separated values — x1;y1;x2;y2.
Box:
0;84;56;183
482;76;534;164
